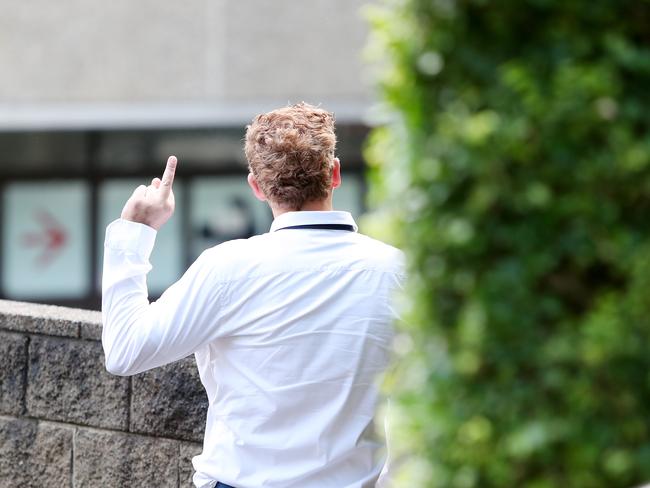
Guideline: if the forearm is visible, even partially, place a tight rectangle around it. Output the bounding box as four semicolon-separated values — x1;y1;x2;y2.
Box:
101;219;158;376
102;219;222;376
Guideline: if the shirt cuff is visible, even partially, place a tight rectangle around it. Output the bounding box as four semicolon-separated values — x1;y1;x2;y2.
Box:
104;219;157;260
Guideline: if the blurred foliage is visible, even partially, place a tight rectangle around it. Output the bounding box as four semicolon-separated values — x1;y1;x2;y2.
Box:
364;0;650;486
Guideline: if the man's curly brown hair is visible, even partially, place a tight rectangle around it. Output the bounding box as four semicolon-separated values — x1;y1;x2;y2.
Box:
245;102;337;210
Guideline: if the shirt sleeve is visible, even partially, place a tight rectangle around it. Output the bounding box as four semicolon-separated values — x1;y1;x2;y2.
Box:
102;218;224;376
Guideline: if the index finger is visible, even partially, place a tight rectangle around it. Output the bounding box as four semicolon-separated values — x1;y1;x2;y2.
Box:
159;156;177;197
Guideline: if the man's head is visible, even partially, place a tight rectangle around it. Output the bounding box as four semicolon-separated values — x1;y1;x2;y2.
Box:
245;102;340;212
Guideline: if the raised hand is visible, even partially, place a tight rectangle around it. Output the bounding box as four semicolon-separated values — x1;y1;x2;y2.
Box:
121;156;178;230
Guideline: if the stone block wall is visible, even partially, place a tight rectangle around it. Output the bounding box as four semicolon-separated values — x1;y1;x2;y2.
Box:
0;300;207;487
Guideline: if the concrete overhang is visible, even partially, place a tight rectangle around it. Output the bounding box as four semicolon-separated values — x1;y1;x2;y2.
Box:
0;100;373;132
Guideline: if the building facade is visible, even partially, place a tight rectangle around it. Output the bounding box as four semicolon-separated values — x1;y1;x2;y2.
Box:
0;0;373;308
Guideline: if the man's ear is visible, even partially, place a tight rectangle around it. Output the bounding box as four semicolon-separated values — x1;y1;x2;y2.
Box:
331;158;341;190
247;173;267;202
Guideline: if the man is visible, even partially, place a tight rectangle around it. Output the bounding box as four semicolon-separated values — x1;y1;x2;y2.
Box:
102;103;404;488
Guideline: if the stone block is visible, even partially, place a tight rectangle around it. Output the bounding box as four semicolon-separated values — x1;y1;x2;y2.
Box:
26;336;128;429
74;427;179;487
180;442;202;487
0;299;101;338
0;416;72;487
80;320;103;341
131;357;207;442
0;332;27;415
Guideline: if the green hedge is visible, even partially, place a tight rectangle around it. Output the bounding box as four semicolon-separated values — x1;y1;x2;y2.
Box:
364;1;650;486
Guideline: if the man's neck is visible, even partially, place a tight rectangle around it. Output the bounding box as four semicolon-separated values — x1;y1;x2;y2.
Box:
270;198;333;219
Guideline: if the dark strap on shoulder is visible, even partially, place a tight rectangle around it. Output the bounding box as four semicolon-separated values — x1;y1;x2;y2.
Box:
279;224;355;231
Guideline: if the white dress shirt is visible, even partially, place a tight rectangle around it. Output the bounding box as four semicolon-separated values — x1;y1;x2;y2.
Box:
102;210;405;488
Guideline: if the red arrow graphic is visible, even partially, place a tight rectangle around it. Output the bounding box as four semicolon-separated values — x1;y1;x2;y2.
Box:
21;210;68;267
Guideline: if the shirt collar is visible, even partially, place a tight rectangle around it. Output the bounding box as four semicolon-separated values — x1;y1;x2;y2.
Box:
270;211;359;233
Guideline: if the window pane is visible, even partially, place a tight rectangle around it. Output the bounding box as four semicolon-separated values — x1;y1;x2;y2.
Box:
2;181;90;298
95;132;154;173
98;179;185;295
153;129;248;170
333;173;365;218
189;176;272;260
0;133;86;176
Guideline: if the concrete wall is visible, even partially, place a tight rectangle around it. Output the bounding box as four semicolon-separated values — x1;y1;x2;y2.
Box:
0;0;372;129
0;300;206;487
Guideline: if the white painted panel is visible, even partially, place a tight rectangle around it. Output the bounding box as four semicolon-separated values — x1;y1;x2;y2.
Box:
2;181;90;298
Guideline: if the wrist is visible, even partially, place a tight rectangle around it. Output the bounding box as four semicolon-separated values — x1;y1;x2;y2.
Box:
119;216;158;231
105;219;157;260
120;209;164;231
